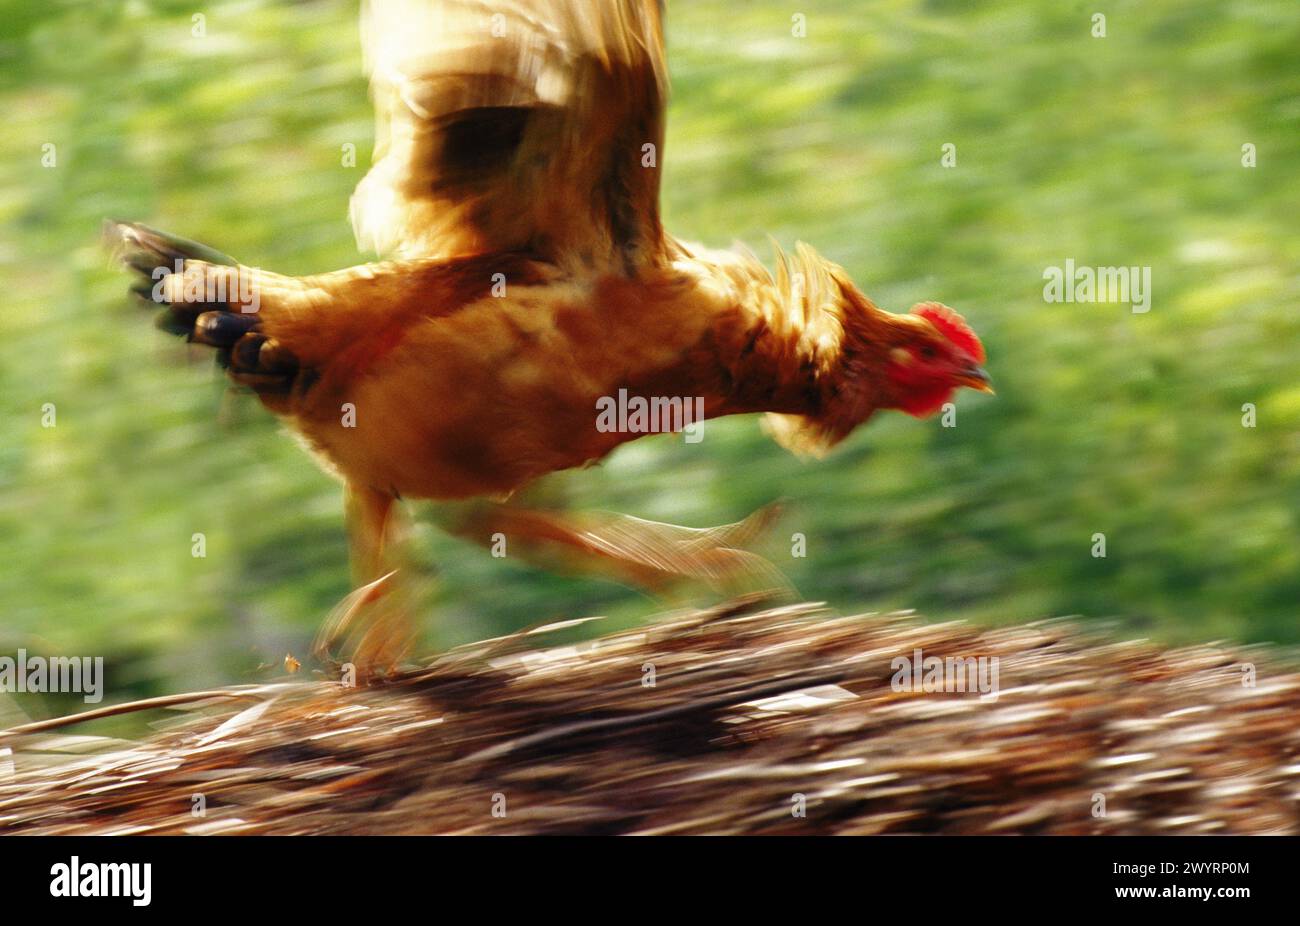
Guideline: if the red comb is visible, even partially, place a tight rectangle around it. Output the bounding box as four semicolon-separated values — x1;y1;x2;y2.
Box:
913;302;984;363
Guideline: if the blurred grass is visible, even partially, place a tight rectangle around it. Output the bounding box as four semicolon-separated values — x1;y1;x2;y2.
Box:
1;0;1297;709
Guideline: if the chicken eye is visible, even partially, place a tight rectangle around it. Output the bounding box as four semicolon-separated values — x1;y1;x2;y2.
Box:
918;344;938;360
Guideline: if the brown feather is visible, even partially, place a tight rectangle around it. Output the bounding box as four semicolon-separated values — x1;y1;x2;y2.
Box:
350;0;668;272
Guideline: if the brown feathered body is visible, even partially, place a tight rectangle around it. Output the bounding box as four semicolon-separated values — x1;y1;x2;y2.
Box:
196;240;950;502
109;0;989;666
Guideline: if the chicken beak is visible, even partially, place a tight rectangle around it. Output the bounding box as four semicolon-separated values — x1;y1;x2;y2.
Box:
958;365;994;394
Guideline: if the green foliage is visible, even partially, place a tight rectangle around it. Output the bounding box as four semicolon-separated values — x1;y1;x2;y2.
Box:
1;0;1297;703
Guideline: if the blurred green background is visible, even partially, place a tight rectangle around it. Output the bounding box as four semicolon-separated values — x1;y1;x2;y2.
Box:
2;0;1298;714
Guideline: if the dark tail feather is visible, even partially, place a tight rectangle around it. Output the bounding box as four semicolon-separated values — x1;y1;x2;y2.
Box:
104;220;238;270
104;220;239;325
104;220;301;398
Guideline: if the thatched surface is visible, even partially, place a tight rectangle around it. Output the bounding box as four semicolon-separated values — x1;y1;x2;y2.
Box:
2;600;1297;834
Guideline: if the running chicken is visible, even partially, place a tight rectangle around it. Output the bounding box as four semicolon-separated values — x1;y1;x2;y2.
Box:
108;0;991;674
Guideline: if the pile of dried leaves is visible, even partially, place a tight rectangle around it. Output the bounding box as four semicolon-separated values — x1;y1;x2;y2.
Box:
2;600;1297;834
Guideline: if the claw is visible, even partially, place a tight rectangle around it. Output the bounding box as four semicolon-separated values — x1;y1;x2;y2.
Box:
313;569;420;681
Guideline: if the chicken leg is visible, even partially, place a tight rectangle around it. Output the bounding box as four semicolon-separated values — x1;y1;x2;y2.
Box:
442;501;791;597
313;484;421;678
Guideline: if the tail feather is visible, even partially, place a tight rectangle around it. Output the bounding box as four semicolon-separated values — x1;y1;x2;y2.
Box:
105;220;303;399
105;220;238;269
